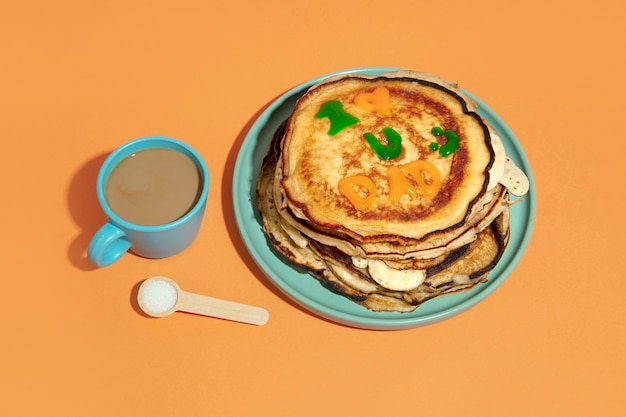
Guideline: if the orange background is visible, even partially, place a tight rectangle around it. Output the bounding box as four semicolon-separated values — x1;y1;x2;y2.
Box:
1;1;624;416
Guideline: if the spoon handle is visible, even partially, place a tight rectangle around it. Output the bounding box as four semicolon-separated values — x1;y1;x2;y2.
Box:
177;291;269;325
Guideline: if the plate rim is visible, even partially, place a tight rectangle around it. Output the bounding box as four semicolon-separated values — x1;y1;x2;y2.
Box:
232;67;536;330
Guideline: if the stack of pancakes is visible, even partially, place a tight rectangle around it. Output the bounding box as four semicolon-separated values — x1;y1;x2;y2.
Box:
257;70;529;312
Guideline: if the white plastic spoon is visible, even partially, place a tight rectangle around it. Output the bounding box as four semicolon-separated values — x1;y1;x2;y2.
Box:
137;276;269;326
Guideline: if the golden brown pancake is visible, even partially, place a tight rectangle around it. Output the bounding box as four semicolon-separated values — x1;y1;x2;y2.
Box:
257;70;528;312
277;70;503;242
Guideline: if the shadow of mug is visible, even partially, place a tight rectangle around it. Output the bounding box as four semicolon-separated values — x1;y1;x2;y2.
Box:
67;152;110;271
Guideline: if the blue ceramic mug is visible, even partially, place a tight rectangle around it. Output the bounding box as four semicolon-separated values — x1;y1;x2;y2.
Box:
88;136;209;267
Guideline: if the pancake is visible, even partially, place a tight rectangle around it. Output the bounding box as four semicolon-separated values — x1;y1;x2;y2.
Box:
277;70;507;242
257;70;529;312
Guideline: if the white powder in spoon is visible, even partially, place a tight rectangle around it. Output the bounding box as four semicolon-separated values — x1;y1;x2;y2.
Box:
141;279;178;314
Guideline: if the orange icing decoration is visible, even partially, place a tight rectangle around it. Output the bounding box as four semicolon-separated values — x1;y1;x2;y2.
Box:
338;175;378;211
387;166;417;203
353;87;393;116
402;160;441;198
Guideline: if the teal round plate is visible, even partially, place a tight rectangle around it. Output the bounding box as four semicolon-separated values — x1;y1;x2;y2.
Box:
232;67;536;330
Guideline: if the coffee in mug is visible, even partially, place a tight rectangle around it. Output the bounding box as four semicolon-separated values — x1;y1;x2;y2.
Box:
88;136;209;267
105;148;202;226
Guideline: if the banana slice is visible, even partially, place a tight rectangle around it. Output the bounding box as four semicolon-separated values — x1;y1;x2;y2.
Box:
368;259;426;291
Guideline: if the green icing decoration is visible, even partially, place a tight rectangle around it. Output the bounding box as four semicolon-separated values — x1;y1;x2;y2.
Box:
439;129;459;157
315;100;359;136
430;126;459;157
431;126;444;136
363;127;402;160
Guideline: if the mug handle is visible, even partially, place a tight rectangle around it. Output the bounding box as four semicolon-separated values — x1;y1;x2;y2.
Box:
88;223;132;267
